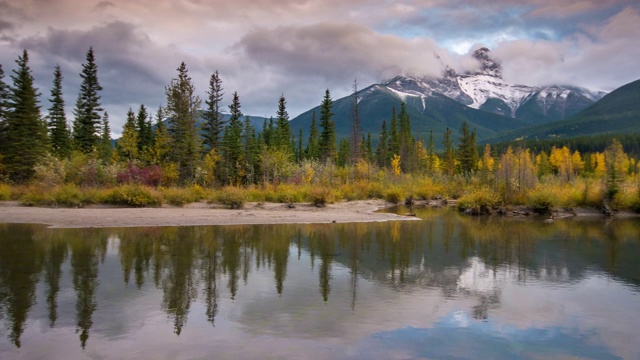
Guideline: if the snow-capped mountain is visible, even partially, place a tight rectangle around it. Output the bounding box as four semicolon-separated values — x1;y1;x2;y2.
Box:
382;48;606;124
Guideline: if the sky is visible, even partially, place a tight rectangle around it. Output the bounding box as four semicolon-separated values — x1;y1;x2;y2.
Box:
1;0;639;135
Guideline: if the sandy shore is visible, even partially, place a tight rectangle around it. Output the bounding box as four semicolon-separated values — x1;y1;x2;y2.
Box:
0;200;415;228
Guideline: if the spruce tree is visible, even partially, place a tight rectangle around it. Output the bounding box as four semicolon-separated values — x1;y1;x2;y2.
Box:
305;111;319;159
275;95;292;153
165;62;202;184
48;65;71;158
318;89;336;161
350;79;361;163
0;65;11;159
457;120;478;175
72;47;103;153
99;112;112;161
202;70;224;152
222;92;244;185
136;104;152;152
117;109;139;162
376;120;388;167
388;107;399;159
4;50;48;183
151;106;170;165
442;128;455;176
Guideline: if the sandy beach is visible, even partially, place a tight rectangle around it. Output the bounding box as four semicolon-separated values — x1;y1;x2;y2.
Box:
0;200;415;228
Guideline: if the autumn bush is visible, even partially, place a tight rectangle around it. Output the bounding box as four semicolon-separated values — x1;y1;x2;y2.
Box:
214;186;246;209
0;183;10;201
105;184;162;207
457;187;500;214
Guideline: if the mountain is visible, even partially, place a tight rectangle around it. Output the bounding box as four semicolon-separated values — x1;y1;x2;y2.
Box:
289;47;605;145
383;48;606;125
289;83;529;145
488;79;640;142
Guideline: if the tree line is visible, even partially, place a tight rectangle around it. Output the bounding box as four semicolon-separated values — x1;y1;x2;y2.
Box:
0;48;638;208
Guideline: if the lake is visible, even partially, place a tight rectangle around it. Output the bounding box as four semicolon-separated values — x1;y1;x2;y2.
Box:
1;207;639;359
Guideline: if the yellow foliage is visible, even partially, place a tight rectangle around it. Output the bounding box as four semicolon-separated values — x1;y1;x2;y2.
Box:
391;154;401;176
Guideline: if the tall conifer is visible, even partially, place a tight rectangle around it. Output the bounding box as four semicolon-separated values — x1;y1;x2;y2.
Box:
48;65;71;158
318;89;336;161
202;71;224;152
165;62;202;184
4;50;48;183
72;47;103;153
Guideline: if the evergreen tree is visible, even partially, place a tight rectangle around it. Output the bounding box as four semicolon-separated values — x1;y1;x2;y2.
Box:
442;128;455;176
3;50;48;183
99;112;112;161
398;102;415;172
117;109;139;162
318;89;336;161
275;95;292;153
165;62;202;184
457;120;478;175
376;120;388;167
202;70;224;152
297;128;304;162
150;106;170;165
305;111;319;159
222;92;244;185
72;47;103;153
427;130;435;173
243;116;258;184
351;79;361;163
388;107;399;159
136;104;152;152
47;65;71;158
0;65;9;157
336;138;351;167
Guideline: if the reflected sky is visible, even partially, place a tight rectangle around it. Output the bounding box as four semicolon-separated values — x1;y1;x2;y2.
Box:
0;210;639;359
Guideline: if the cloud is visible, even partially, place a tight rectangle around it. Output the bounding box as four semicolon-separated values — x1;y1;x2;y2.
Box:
236;22;446;82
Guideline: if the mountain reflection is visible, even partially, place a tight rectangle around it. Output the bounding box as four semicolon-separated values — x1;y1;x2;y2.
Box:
0;209;639;349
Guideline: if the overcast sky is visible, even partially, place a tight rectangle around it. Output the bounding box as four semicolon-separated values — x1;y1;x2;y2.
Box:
1;0;639;135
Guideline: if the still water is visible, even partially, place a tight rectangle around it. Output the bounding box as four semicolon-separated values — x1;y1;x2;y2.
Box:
1;207;639;359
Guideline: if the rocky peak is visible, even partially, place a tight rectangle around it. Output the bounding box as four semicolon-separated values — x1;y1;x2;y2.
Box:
471;47;502;78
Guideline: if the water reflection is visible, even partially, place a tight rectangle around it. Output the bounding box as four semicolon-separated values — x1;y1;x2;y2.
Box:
0;208;639;359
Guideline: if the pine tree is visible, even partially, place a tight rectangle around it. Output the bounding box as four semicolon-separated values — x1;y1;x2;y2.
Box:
72;47;103;153
398;102;414;172
136;104;152;152
47;65;71;158
99;112;112;161
388;107;399;159
222;92;244;185
0;65;9;156
305;111;319;159
457;120;478;175
165;62;202;184
318;89;336;161
427;130;435;173
117;109;139;162
202;70;224;152
150;106;170;165
375;120;388;167
442;128;455;176
275;95;292;153
297;128;304;162
3;50;48;183
351;79;361;163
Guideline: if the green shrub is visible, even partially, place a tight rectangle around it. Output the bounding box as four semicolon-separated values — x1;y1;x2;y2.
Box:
0;184;10;201
105;185;162;207
161;187;198;206
384;188;403;204
457;187;500;215
20;187;49;206
215;186;245;209
310;187;333;207
527;188;557;215
51;184;84;207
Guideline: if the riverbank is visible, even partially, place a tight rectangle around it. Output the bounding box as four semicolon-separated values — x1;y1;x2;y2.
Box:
0;200;416;228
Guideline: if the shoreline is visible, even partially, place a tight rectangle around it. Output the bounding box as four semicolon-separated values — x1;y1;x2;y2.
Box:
0;200;416;228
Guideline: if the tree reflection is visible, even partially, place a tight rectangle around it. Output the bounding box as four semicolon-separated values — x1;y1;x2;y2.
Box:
1;212;640;349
